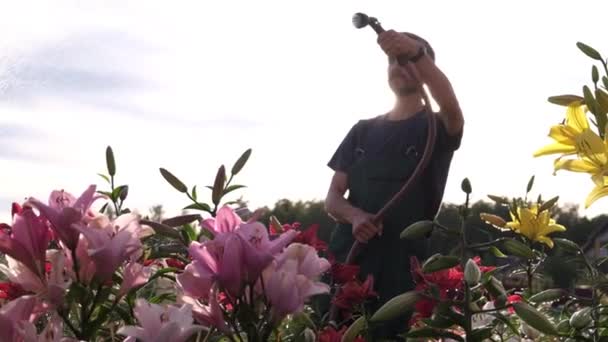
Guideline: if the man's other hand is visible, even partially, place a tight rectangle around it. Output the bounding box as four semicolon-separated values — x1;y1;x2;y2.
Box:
352;210;383;243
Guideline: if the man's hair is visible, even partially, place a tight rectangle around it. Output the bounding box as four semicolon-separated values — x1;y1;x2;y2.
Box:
402;32;435;61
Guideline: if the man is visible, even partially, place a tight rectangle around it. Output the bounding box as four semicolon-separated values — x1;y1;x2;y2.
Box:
324;30;464;338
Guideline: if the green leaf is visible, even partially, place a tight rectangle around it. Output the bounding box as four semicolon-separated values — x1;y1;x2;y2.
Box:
584;85;598;114
423;313;455;329
148;292;177;304
400;220;434;240
422;254;460;273
341;316;366;342
106;146;116;176
547;94;585;107
553;238;580;254
370;291;420;322
487;194;509;204
577;42;603;61
97;190;113;198
212;165;226;205
148;267;180;282
140;220;182;240
461;178;472;194
183;202;212;213
596;88;608;118
603;76;608;90
484;276;506;298
97;173;111;184
159;168;188;193
593;65;600;83
529;289;567;303
161;214;201;227
502;239;535;259
182;224;198;244
464;258;481;285
597;256;608;267
405;327;464;342
556;319;572;334
470;327;493;342
489;246;508;258
231;148;252;175
569;307;592;329
99;202;109;214
191;186;198;202
119;185;129;201
539;196;559;212
223;184;246;196
512;302;559;335
526;175;535;193
495;313;520;336
111;185;128;202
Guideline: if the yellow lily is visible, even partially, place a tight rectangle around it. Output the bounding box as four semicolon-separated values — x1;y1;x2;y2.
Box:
585;174;608;208
553;129;608;174
533;105;590;157
505;204;566;248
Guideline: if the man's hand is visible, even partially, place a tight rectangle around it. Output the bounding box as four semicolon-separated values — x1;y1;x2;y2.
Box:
352;210;383;243
377;30;420;59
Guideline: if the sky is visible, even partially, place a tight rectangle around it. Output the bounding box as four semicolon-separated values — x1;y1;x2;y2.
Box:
1;0;608;222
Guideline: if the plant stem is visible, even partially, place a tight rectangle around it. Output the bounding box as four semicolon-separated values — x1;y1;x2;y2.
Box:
59;309;83;339
460;193;473;341
526;259;534;295
110;175;120;216
592;284;600;342
468;238;508;250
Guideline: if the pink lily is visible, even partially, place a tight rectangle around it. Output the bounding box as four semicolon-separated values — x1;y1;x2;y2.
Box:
180;236;244;297
200;205;242;235
119;262;152;297
176;263;214;299
0;208;50;278
63;236;97;285
0;251;70;310
264;243;330;320
27;185;102;250
117;299;204;342
0;256;45;295
0;295;37;342
75;213;143;281
179;285;230;334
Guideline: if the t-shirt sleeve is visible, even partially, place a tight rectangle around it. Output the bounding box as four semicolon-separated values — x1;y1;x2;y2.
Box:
435;114;463;153
327;122;360;173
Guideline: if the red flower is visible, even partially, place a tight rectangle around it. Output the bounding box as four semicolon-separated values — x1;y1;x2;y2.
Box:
467;256;496;273
330;263;360;284
166;258;186;270
332;275;377;311
270;221;301;235
409;255;495;323
0;282;28;300
11;202;22;217
505;294;522;314
292;224;328;252
318;326;347;342
217;291;233;311
143;259;155;267
0;223;10;235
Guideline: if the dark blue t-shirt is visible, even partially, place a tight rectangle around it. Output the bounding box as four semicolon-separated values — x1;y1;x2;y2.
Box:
328;111;462;220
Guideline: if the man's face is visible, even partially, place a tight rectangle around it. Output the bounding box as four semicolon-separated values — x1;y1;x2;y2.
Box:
387;58;418;96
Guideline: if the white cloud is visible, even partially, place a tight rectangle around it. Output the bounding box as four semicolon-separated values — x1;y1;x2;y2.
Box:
2;0;608;222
